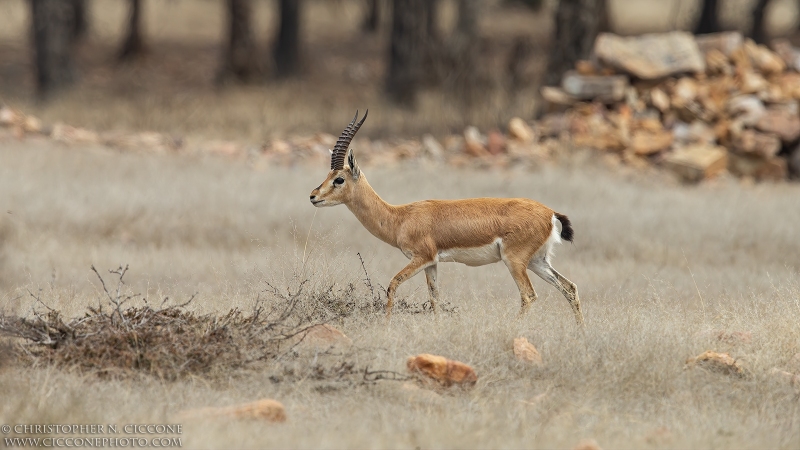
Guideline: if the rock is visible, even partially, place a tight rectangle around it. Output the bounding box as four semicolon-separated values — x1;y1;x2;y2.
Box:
756;108;800;143
630;129;673;155
685;351;746;376
487;130;507;155
593;32;705;79
671;77;698;108
421;134;445;160
727;95;765;127
572;438;603;450
649;88;670;112
177;399;286;422
729;154;788;181
771;39;800;72
738;71;769;95
406;354;477;387
508;117;534;143
463;126;489;157
575;60;598;75
705;49;733;75
696;32;743;57
513;337;543;364
744;40;785;75
23;116;42;133
788;353;800;372
540;86;578;106
663;145;728;182
731;129;781;159
561;71;628;102
51;123;99;144
0;106;19;126
294;324;352;350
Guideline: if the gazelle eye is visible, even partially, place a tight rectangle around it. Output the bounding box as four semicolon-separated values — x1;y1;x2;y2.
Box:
333;177;345;185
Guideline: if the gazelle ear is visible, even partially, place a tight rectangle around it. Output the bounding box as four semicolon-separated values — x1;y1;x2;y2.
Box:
347;148;360;180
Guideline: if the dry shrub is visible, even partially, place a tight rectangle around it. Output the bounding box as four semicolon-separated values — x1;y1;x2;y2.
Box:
0;266;338;380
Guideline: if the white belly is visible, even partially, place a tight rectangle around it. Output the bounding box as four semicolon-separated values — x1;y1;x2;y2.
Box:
438;239;503;267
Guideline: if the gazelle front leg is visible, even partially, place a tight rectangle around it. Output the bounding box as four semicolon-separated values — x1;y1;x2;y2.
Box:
424;264;439;313
386;256;435;317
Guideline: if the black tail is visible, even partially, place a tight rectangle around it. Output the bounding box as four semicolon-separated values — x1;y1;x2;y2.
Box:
555;213;573;242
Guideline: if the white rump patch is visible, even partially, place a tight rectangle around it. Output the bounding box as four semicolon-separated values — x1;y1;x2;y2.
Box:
532;214;562;265
438;238;503;267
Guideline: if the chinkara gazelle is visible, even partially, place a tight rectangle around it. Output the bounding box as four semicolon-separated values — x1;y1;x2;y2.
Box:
310;111;584;326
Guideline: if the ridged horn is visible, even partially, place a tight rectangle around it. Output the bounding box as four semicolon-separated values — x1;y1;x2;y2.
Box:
331;110;368;170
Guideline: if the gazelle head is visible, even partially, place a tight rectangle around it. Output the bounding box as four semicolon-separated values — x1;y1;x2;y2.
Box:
310;110;368;207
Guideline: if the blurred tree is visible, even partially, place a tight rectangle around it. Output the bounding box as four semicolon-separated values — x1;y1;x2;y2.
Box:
386;0;436;105
444;0;481;103
218;0;259;83
694;0;720;34
71;0;88;42
31;0;75;97
118;0;144;60
362;0;381;32
750;0;773;44
274;0;302;78
544;0;609;87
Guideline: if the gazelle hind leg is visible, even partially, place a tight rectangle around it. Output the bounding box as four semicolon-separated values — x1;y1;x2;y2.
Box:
503;258;538;315
424;265;439;313
529;257;584;326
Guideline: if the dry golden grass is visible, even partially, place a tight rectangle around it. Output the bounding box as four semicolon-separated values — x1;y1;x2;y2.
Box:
1;139;799;449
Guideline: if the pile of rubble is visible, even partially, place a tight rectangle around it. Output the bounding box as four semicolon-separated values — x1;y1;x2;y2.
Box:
540;31;800;182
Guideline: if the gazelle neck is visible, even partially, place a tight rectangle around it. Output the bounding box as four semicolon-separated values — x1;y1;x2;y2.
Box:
345;173;400;248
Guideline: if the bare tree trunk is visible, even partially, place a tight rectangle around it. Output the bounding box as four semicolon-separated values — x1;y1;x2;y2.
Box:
751;0;772;44
71;0;88;42
693;0;720;35
218;0;259;83
444;0;481;102
544;0;608;87
386;0;433;106
118;0;144;60
31;0;75;97
274;0;302;78
362;0;380;32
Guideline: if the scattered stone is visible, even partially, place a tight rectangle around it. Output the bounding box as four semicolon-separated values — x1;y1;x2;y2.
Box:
729;154;788;181
572;438;603;450
51;123;99;144
686;350;746;376
731;129;781;159
463;126;489;157
293;324;352;350
663;145;728;182
406;354;477;387
745;40;785;75
696;32;743;57
630;128;673;155
513;337;543;364
756;108;800;143
772;39;800;72
594;32;705;79
508;117;534;143
421;134;445;160
487;130;507;155
177;399;286;422
649;88;670;112
727;95;766;126
561;71;628;102
541;86;578;106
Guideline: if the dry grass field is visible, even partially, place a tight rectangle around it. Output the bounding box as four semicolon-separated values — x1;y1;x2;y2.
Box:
1;139;799;449
1;1;800;448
